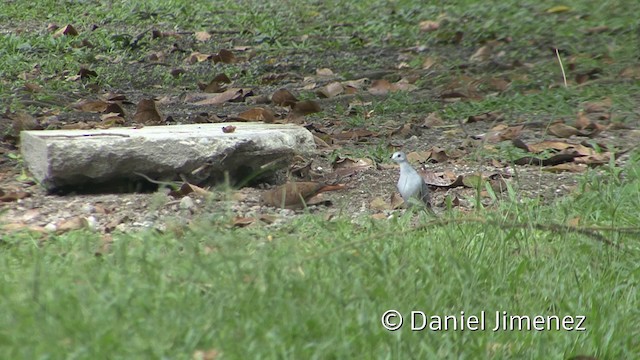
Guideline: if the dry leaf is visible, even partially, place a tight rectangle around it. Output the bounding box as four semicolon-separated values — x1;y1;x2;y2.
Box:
57;216;87;233
133;99;162;125
105;103;125;117
212;49;235;64
390;192;405;209
53;24;78;37
543;163;588;173
582;98;612;113
222;125;236;133
419;20;440;32
78;67;97;79
232;216;255;227
546;5;571;13
332;157;374;172
191;88;252;105
0;189;30;202
23;82;43;92
422;112;444;127
526;140;573;153
290;100;321;118
370;196;391;211
271;89;298;107
236;107;275;122
201;73;232;93
192;348;220;360
73;99;109;112
406;151;431;164
316;68;334;76
185;52;212;64
194;31;211;42
315;82;344;98
422;56;437;70
547;121;582;138
574;111;591;130
469;45;492;62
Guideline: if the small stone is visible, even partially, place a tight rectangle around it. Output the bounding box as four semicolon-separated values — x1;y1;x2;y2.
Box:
179;196;195;210
44;222;57;232
84;216;98;231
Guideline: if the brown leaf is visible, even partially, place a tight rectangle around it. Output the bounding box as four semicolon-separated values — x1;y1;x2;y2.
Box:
99;113;125;127
78;67;97;79
547;121;582;138
201;73;232;93
582;98;612;113
466;111;503;123
232;216;255;227
574;153;611;166
331;129;374;141
574;111;591;130
184;52;212;64
192;348;220;360
526;140;573;153
316;68;334;76
469;45;492;62
237;107;275;123
105;103;125;117
73;99;109;112
290;100;321;118
422;56;438;70
368;79;395;96
222;125;236;133
422;112;444;127
212;48;236;64
133;99;162;125
332;157;374;172
419;20;440;32
57;216;87;233
370;196;391;211
0;189;30;202
406;151;431;164
23;82;43;92
390;192;405;209
194;31;211;42
514;153;583;166
261;182;344;209
191;88;252;105
271;89;298;107
53;24;78;37
482;124;523;143
485;77;511;92
543;163;588;173
315;82;344;98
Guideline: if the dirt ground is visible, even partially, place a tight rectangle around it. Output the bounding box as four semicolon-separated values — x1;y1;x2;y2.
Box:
2;42;639;235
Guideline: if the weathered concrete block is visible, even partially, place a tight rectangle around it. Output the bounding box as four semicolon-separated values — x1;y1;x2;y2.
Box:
21;123;315;191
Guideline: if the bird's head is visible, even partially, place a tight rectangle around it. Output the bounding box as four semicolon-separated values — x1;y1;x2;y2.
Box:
391;151;407;163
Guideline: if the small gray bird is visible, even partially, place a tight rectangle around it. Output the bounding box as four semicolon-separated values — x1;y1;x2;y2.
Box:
391;151;431;207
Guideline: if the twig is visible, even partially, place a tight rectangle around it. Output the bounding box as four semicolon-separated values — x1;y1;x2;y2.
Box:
555;48;568;88
133;172;180;190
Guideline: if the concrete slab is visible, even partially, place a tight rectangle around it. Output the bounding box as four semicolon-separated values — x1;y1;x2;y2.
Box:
21;122;315;191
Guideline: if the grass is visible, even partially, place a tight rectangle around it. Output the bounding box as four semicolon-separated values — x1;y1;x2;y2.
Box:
1;160;640;359
2;0;640;358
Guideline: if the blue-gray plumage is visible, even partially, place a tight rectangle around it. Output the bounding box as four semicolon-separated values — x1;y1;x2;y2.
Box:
391;151;430;207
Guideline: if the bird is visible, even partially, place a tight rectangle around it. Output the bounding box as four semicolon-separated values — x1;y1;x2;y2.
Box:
261;181;345;209
391;151;431;208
